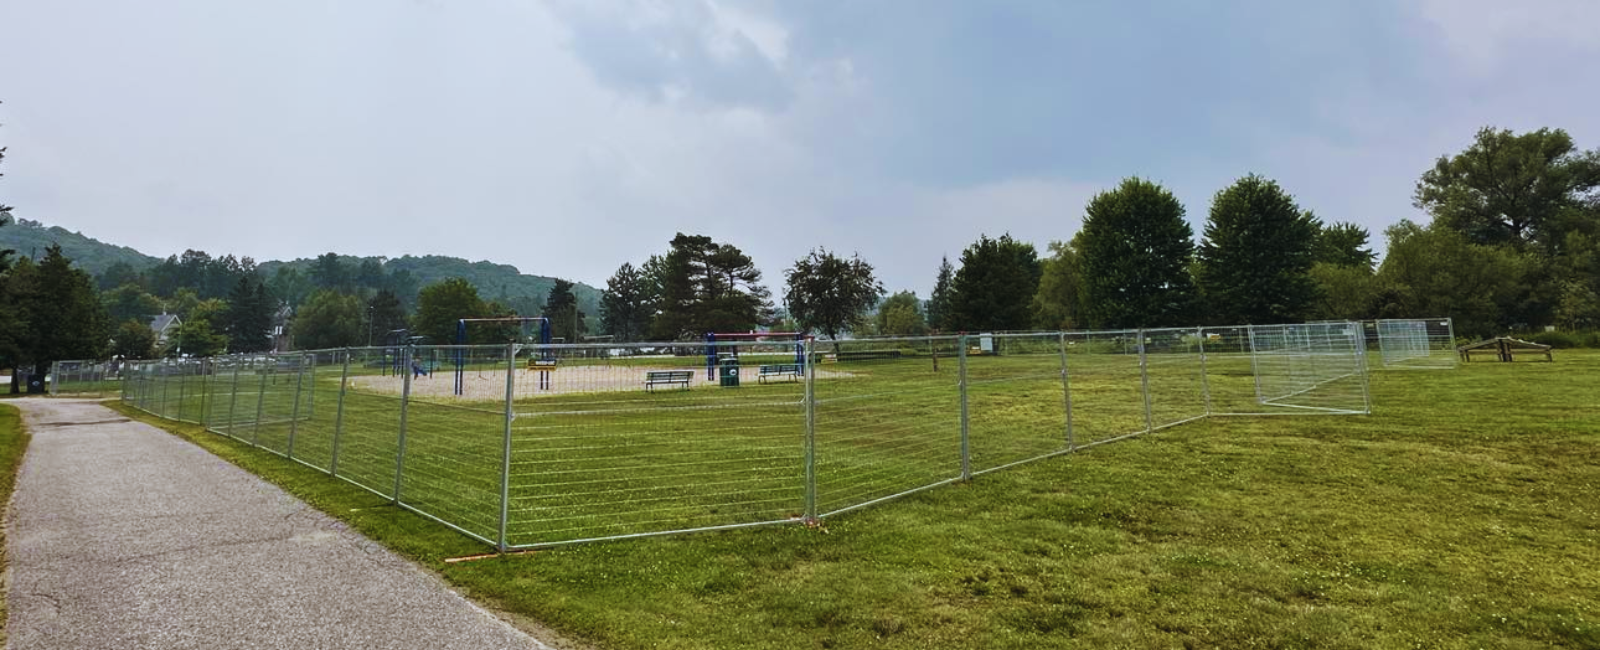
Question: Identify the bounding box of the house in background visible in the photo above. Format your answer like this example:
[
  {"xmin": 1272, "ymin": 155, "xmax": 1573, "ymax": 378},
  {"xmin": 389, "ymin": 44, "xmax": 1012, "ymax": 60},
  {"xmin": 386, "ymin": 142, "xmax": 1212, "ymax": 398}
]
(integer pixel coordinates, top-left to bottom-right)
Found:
[
  {"xmin": 271, "ymin": 302, "xmax": 294, "ymax": 352},
  {"xmin": 149, "ymin": 313, "xmax": 181, "ymax": 348}
]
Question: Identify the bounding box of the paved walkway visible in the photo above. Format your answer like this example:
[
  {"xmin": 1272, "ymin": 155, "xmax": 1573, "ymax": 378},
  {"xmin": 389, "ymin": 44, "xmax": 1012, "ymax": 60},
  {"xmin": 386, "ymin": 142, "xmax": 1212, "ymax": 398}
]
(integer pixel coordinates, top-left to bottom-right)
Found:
[{"xmin": 5, "ymin": 399, "xmax": 543, "ymax": 650}]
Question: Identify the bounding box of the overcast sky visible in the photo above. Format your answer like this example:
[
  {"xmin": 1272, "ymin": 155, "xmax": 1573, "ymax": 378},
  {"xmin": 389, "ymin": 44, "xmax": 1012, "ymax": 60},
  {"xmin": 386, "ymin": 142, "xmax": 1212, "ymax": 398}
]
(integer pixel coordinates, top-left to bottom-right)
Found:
[{"xmin": 4, "ymin": 0, "xmax": 1600, "ymax": 296}]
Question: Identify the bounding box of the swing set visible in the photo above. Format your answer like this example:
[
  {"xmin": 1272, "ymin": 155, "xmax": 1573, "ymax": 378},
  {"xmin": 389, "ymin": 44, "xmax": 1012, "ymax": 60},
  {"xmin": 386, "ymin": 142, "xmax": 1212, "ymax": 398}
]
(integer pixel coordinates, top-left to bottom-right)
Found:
[{"xmin": 454, "ymin": 317, "xmax": 553, "ymax": 395}]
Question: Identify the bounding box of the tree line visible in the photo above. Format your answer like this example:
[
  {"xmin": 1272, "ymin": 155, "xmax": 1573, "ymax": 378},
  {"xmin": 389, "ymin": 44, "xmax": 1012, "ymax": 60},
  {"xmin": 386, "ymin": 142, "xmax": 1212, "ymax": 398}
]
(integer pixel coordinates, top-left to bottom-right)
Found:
[
  {"xmin": 1, "ymin": 122, "xmax": 1595, "ymax": 389},
  {"xmin": 596, "ymin": 127, "xmax": 1599, "ymax": 342}
]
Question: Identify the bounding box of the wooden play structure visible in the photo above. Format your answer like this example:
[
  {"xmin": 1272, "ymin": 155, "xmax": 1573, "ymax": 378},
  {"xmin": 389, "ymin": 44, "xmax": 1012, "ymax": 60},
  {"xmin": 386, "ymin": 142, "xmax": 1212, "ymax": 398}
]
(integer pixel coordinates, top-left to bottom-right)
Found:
[{"xmin": 1456, "ymin": 337, "xmax": 1554, "ymax": 363}]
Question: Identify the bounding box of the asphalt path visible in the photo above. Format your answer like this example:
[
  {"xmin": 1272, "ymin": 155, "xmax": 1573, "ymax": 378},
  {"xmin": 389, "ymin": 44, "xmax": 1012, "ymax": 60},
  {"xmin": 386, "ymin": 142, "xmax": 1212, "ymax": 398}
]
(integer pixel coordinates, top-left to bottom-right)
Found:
[{"xmin": 5, "ymin": 398, "xmax": 544, "ymax": 650}]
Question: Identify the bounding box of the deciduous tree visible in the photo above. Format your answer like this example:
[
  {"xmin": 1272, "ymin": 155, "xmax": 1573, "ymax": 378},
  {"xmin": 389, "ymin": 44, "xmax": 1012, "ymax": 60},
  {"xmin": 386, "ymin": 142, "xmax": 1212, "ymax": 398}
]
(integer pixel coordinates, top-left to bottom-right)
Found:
[
  {"xmin": 291, "ymin": 290, "xmax": 365, "ymax": 350},
  {"xmin": 783, "ymin": 248, "xmax": 883, "ymax": 342}
]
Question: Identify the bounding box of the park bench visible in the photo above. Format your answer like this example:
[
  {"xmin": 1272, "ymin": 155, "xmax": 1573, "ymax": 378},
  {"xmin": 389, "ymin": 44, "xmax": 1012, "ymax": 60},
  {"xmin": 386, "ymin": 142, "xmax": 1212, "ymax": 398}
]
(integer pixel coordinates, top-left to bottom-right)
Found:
[
  {"xmin": 644, "ymin": 370, "xmax": 694, "ymax": 391},
  {"xmin": 757, "ymin": 364, "xmax": 804, "ymax": 383},
  {"xmin": 836, "ymin": 350, "xmax": 902, "ymax": 362}
]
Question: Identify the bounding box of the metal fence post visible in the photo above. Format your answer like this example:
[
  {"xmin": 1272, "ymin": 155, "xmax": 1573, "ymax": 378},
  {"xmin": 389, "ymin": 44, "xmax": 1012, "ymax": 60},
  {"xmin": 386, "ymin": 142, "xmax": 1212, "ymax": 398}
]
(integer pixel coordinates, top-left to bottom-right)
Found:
[
  {"xmin": 160, "ymin": 361, "xmax": 172, "ymax": 417},
  {"xmin": 1354, "ymin": 322, "xmax": 1373, "ymax": 414},
  {"xmin": 1057, "ymin": 332, "xmax": 1074, "ymax": 451},
  {"xmin": 287, "ymin": 353, "xmax": 307, "ymax": 460},
  {"xmin": 499, "ymin": 342, "xmax": 517, "ymax": 552},
  {"xmin": 803, "ymin": 337, "xmax": 818, "ymax": 522},
  {"xmin": 226, "ymin": 356, "xmax": 243, "ymax": 436},
  {"xmin": 252, "ymin": 356, "xmax": 269, "ymax": 447},
  {"xmin": 958, "ymin": 335, "xmax": 971, "ymax": 481},
  {"xmin": 1246, "ymin": 324, "xmax": 1264, "ymax": 404},
  {"xmin": 1197, "ymin": 327, "xmax": 1213, "ymax": 417},
  {"xmin": 330, "ymin": 349, "xmax": 351, "ymax": 477},
  {"xmin": 176, "ymin": 362, "xmax": 189, "ymax": 421},
  {"xmin": 1138, "ymin": 329, "xmax": 1153, "ymax": 433},
  {"xmin": 394, "ymin": 346, "xmax": 413, "ymax": 503}
]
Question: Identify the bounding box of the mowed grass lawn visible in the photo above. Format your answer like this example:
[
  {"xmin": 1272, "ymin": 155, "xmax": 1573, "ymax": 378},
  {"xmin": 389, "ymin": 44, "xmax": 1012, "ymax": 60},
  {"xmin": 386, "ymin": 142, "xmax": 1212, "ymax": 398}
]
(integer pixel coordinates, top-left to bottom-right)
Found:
[{"xmin": 115, "ymin": 351, "xmax": 1599, "ymax": 649}]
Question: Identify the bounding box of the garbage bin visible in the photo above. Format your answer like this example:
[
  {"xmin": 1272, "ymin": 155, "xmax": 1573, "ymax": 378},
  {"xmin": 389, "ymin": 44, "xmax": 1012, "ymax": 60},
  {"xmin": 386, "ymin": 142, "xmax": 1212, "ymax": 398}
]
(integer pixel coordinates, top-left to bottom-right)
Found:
[{"xmin": 719, "ymin": 355, "xmax": 741, "ymax": 388}]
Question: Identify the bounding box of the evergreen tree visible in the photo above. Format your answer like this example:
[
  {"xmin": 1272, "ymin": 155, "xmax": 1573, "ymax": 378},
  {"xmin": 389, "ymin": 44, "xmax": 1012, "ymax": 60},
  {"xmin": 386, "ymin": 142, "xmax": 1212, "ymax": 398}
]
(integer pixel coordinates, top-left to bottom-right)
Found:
[
  {"xmin": 1078, "ymin": 178, "xmax": 1200, "ymax": 328},
  {"xmin": 600, "ymin": 263, "xmax": 653, "ymax": 341},
  {"xmin": 927, "ymin": 256, "xmax": 955, "ymax": 332},
  {"xmin": 14, "ymin": 246, "xmax": 111, "ymax": 384},
  {"xmin": 544, "ymin": 279, "xmax": 582, "ymax": 342},
  {"xmin": 1313, "ymin": 221, "xmax": 1377, "ymax": 268},
  {"xmin": 367, "ymin": 289, "xmax": 408, "ymax": 345},
  {"xmin": 1195, "ymin": 175, "xmax": 1320, "ymax": 324},
  {"xmin": 651, "ymin": 234, "xmax": 772, "ymax": 339},
  {"xmin": 221, "ymin": 276, "xmax": 273, "ymax": 352},
  {"xmin": 948, "ymin": 234, "xmax": 1041, "ymax": 331}
]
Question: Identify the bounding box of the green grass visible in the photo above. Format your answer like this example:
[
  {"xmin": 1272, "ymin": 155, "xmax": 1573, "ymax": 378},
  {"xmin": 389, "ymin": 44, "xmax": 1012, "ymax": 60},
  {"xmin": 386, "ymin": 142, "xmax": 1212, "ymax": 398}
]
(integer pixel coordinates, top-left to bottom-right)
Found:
[
  {"xmin": 110, "ymin": 349, "xmax": 1600, "ymax": 648},
  {"xmin": 0, "ymin": 403, "xmax": 31, "ymax": 644}
]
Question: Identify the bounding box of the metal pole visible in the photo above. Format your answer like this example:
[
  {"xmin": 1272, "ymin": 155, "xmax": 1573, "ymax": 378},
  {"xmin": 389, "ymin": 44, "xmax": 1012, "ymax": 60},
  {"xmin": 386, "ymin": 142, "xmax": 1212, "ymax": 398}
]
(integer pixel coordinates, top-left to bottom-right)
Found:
[
  {"xmin": 287, "ymin": 353, "xmax": 307, "ymax": 459},
  {"xmin": 1057, "ymin": 331, "xmax": 1074, "ymax": 450},
  {"xmin": 1354, "ymin": 322, "xmax": 1373, "ymax": 414},
  {"xmin": 227, "ymin": 355, "xmax": 243, "ymax": 436},
  {"xmin": 1139, "ymin": 329, "xmax": 1153, "ymax": 433},
  {"xmin": 175, "ymin": 362, "xmax": 188, "ymax": 421},
  {"xmin": 252, "ymin": 357, "xmax": 269, "ymax": 447},
  {"xmin": 958, "ymin": 335, "xmax": 970, "ymax": 481},
  {"xmin": 499, "ymin": 342, "xmax": 516, "ymax": 552},
  {"xmin": 1246, "ymin": 325, "xmax": 1264, "ymax": 404},
  {"xmin": 803, "ymin": 338, "xmax": 817, "ymax": 522},
  {"xmin": 160, "ymin": 361, "xmax": 171, "ymax": 417},
  {"xmin": 331, "ymin": 349, "xmax": 351, "ymax": 476},
  {"xmin": 196, "ymin": 360, "xmax": 209, "ymax": 430},
  {"xmin": 1197, "ymin": 327, "xmax": 1212, "ymax": 417},
  {"xmin": 394, "ymin": 346, "xmax": 413, "ymax": 503}
]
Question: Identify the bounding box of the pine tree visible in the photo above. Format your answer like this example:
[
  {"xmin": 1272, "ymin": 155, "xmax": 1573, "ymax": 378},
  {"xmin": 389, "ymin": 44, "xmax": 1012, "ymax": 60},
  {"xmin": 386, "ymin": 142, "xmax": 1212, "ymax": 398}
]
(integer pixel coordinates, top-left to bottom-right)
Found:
[
  {"xmin": 927, "ymin": 256, "xmax": 955, "ymax": 332},
  {"xmin": 1195, "ymin": 175, "xmax": 1320, "ymax": 324},
  {"xmin": 1078, "ymin": 178, "xmax": 1199, "ymax": 328},
  {"xmin": 948, "ymin": 235, "xmax": 1041, "ymax": 332}
]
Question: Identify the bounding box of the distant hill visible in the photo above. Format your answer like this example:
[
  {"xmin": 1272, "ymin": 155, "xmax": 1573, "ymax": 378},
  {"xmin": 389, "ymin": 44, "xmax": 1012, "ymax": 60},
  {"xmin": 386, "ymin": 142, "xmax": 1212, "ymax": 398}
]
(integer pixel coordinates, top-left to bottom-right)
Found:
[
  {"xmin": 0, "ymin": 218, "xmax": 162, "ymax": 274},
  {"xmin": 259, "ymin": 255, "xmax": 603, "ymax": 318},
  {"xmin": 1, "ymin": 217, "xmax": 603, "ymax": 316}
]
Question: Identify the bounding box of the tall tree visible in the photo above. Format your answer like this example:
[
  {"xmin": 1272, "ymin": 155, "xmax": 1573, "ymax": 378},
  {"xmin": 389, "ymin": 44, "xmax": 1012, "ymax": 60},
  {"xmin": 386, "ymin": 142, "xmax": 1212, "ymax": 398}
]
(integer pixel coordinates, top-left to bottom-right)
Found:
[
  {"xmin": 1195, "ymin": 175, "xmax": 1320, "ymax": 324},
  {"xmin": 784, "ymin": 248, "xmax": 884, "ymax": 343},
  {"xmin": 651, "ymin": 234, "xmax": 772, "ymax": 339},
  {"xmin": 292, "ymin": 290, "xmax": 365, "ymax": 350},
  {"xmin": 367, "ymin": 289, "xmax": 408, "ymax": 345},
  {"xmin": 1031, "ymin": 239, "xmax": 1085, "ymax": 330},
  {"xmin": 14, "ymin": 246, "xmax": 111, "ymax": 382},
  {"xmin": 102, "ymin": 284, "xmax": 166, "ymax": 325},
  {"xmin": 1078, "ymin": 178, "xmax": 1200, "ymax": 328},
  {"xmin": 544, "ymin": 278, "xmax": 582, "ymax": 342},
  {"xmin": 167, "ymin": 319, "xmax": 228, "ymax": 357},
  {"xmin": 1306, "ymin": 263, "xmax": 1377, "ymax": 321},
  {"xmin": 1313, "ymin": 221, "xmax": 1378, "ymax": 268},
  {"xmin": 1417, "ymin": 127, "xmax": 1600, "ymax": 254},
  {"xmin": 601, "ymin": 263, "xmax": 653, "ymax": 341},
  {"xmin": 96, "ymin": 261, "xmax": 144, "ymax": 291},
  {"xmin": 268, "ymin": 266, "xmax": 314, "ymax": 307},
  {"xmin": 413, "ymin": 278, "xmax": 487, "ymax": 345},
  {"xmin": 1374, "ymin": 220, "xmax": 1532, "ymax": 338},
  {"xmin": 111, "ymin": 319, "xmax": 157, "ymax": 360},
  {"xmin": 0, "ymin": 113, "xmax": 23, "ymax": 383},
  {"xmin": 948, "ymin": 234, "xmax": 1041, "ymax": 332},
  {"xmin": 310, "ymin": 252, "xmax": 352, "ymax": 291},
  {"xmin": 927, "ymin": 256, "xmax": 955, "ymax": 332},
  {"xmin": 220, "ymin": 276, "xmax": 273, "ymax": 352},
  {"xmin": 875, "ymin": 290, "xmax": 927, "ymax": 337}
]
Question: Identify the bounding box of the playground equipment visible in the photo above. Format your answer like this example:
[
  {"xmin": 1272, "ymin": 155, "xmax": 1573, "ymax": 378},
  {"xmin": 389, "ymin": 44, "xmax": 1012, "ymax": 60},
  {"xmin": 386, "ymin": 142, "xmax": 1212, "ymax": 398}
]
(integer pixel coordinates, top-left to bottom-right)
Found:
[
  {"xmin": 382, "ymin": 329, "xmax": 424, "ymax": 376},
  {"xmin": 455, "ymin": 317, "xmax": 552, "ymax": 395},
  {"xmin": 703, "ymin": 331, "xmax": 806, "ymax": 384}
]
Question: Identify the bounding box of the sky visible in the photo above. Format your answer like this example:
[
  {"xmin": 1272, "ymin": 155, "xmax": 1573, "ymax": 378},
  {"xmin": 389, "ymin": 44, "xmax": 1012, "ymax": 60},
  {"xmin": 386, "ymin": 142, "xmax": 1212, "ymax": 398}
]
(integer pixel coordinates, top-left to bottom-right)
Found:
[{"xmin": 3, "ymin": 0, "xmax": 1600, "ymax": 297}]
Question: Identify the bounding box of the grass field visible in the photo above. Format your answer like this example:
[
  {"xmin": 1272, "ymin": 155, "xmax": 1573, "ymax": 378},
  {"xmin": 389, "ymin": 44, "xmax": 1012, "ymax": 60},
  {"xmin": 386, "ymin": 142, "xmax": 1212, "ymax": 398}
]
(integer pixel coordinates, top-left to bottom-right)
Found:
[
  {"xmin": 102, "ymin": 345, "xmax": 1600, "ymax": 648},
  {"xmin": 0, "ymin": 403, "xmax": 30, "ymax": 645},
  {"xmin": 118, "ymin": 339, "xmax": 1366, "ymax": 548}
]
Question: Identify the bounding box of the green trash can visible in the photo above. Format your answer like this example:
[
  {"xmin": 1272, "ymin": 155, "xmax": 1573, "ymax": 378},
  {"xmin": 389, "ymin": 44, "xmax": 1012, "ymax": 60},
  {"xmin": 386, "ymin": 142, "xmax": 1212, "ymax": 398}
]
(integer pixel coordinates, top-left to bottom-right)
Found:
[{"xmin": 719, "ymin": 355, "xmax": 741, "ymax": 388}]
